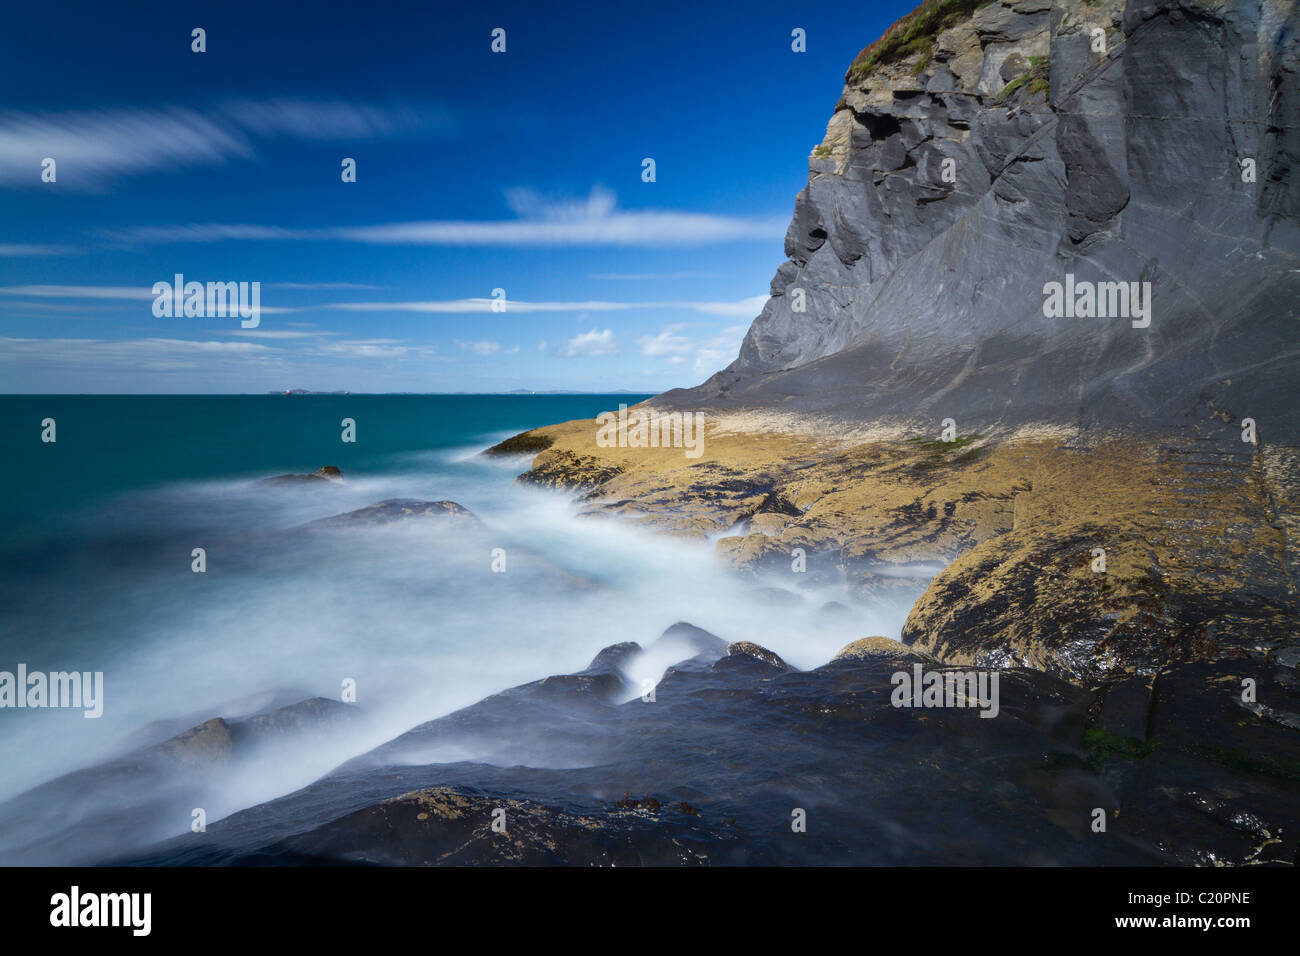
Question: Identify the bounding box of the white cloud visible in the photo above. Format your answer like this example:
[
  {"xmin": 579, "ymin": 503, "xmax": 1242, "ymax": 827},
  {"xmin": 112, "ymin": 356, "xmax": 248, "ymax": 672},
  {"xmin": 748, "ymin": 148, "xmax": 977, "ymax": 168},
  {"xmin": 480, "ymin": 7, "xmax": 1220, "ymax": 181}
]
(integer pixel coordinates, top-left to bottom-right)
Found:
[
  {"xmin": 110, "ymin": 187, "xmax": 786, "ymax": 247},
  {"xmin": 590, "ymin": 270, "xmax": 717, "ymax": 281},
  {"xmin": 0, "ymin": 243, "xmax": 75, "ymax": 257},
  {"xmin": 308, "ymin": 338, "xmax": 434, "ymax": 360},
  {"xmin": 0, "ymin": 285, "xmax": 766, "ymax": 335},
  {"xmin": 455, "ymin": 339, "xmax": 502, "ymax": 355},
  {"xmin": 0, "ymin": 331, "xmax": 441, "ymax": 374},
  {"xmin": 635, "ymin": 322, "xmax": 748, "ymax": 373},
  {"xmin": 324, "ymin": 294, "xmax": 766, "ymax": 317},
  {"xmin": 219, "ymin": 98, "xmax": 446, "ymax": 140},
  {"xmin": 0, "ymin": 284, "xmax": 294, "ymax": 313},
  {"xmin": 693, "ymin": 324, "xmax": 749, "ymax": 373},
  {"xmin": 212, "ymin": 329, "xmax": 331, "ymax": 340},
  {"xmin": 555, "ymin": 329, "xmax": 617, "ymax": 357},
  {"xmin": 0, "ymin": 100, "xmax": 451, "ymax": 189},
  {"xmin": 266, "ymin": 281, "xmax": 377, "ymax": 291},
  {"xmin": 0, "ymin": 336, "xmax": 280, "ymax": 372},
  {"xmin": 0, "ymin": 284, "xmax": 154, "ymax": 299},
  {"xmin": 688, "ymin": 294, "xmax": 770, "ymax": 317},
  {"xmin": 329, "ymin": 298, "xmax": 637, "ymax": 314},
  {"xmin": 638, "ymin": 326, "xmax": 693, "ymax": 357}
]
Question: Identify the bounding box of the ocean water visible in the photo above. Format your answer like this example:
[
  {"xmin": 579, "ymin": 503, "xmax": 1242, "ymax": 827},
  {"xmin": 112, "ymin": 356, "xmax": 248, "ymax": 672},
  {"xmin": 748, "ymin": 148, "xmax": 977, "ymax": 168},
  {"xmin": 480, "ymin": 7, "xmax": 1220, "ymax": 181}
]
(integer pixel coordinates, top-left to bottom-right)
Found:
[{"xmin": 0, "ymin": 394, "xmax": 906, "ymax": 848}]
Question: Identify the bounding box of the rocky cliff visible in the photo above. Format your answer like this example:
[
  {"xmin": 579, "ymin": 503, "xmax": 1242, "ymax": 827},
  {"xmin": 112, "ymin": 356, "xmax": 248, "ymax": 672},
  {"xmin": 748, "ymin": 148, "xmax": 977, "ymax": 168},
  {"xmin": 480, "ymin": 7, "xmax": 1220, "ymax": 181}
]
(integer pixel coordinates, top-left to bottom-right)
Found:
[
  {"xmin": 491, "ymin": 3, "xmax": 1300, "ymax": 859},
  {"xmin": 663, "ymin": 0, "xmax": 1300, "ymax": 440}
]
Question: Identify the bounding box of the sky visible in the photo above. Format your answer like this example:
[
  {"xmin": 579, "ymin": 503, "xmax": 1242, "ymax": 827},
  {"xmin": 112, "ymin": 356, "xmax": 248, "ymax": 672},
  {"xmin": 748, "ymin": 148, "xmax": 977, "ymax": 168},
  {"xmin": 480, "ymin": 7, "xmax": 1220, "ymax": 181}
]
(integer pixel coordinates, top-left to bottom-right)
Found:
[{"xmin": 0, "ymin": 0, "xmax": 913, "ymax": 393}]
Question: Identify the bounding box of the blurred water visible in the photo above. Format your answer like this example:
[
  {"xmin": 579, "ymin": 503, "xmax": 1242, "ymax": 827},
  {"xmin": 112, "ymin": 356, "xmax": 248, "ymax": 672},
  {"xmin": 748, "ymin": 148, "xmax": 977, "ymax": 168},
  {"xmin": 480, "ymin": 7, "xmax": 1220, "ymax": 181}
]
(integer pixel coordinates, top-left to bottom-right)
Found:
[{"xmin": 0, "ymin": 395, "xmax": 907, "ymax": 827}]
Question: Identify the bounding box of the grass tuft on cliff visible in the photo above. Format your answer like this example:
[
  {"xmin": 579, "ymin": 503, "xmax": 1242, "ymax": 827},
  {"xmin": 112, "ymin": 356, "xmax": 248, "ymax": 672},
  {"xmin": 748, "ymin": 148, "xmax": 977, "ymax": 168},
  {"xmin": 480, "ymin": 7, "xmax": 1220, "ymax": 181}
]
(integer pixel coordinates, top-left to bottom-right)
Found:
[
  {"xmin": 998, "ymin": 55, "xmax": 1052, "ymax": 102},
  {"xmin": 907, "ymin": 432, "xmax": 981, "ymax": 451},
  {"xmin": 907, "ymin": 433, "xmax": 984, "ymax": 470},
  {"xmin": 847, "ymin": 0, "xmax": 996, "ymax": 81}
]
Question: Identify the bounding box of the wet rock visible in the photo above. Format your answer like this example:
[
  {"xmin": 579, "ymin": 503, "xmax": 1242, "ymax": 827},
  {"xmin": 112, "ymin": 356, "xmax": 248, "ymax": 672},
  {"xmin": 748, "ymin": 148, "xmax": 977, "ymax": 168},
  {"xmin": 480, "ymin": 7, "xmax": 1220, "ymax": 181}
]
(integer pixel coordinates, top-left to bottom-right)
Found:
[
  {"xmin": 614, "ymin": 793, "xmax": 663, "ymax": 811},
  {"xmin": 834, "ymin": 636, "xmax": 931, "ymax": 661},
  {"xmin": 518, "ymin": 449, "xmax": 624, "ymax": 492},
  {"xmin": 584, "ymin": 641, "xmax": 643, "ymax": 675},
  {"xmin": 0, "ymin": 695, "xmax": 362, "ymax": 866},
  {"xmin": 1082, "ymin": 658, "xmax": 1300, "ymax": 865},
  {"xmin": 724, "ymin": 641, "xmax": 793, "ymax": 671},
  {"xmin": 148, "ymin": 717, "xmax": 234, "ymax": 769},
  {"xmin": 749, "ymin": 586, "xmax": 804, "ymax": 607},
  {"xmin": 305, "ymin": 499, "xmax": 480, "ymax": 529},
  {"xmin": 260, "ymin": 465, "xmax": 343, "ymax": 485},
  {"xmin": 229, "ymin": 697, "xmax": 357, "ymax": 752},
  {"xmin": 232, "ymin": 787, "xmax": 736, "ymax": 866},
  {"xmin": 483, "ymin": 431, "xmax": 554, "ymax": 456},
  {"xmin": 647, "ymin": 622, "xmax": 729, "ymax": 663},
  {"xmin": 120, "ymin": 636, "xmax": 1292, "ymax": 867}
]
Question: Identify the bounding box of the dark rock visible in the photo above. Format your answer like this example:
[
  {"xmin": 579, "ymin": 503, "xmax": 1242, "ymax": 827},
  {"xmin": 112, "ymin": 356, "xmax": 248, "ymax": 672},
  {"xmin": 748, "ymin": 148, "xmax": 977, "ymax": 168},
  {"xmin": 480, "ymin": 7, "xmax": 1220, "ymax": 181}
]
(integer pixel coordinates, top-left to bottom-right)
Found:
[
  {"xmin": 0, "ymin": 695, "xmax": 362, "ymax": 866},
  {"xmin": 724, "ymin": 641, "xmax": 793, "ymax": 671},
  {"xmin": 647, "ymin": 622, "xmax": 729, "ymax": 662},
  {"xmin": 115, "ymin": 642, "xmax": 1298, "ymax": 867},
  {"xmin": 833, "ymin": 636, "xmax": 931, "ymax": 661},
  {"xmin": 219, "ymin": 787, "xmax": 735, "ymax": 866},
  {"xmin": 584, "ymin": 641, "xmax": 643, "ymax": 675},
  {"xmin": 259, "ymin": 466, "xmax": 343, "ymax": 486},
  {"xmin": 304, "ymin": 499, "xmax": 480, "ymax": 529},
  {"xmin": 748, "ymin": 586, "xmax": 804, "ymax": 607},
  {"xmin": 614, "ymin": 793, "xmax": 663, "ymax": 811},
  {"xmin": 483, "ymin": 431, "xmax": 554, "ymax": 456},
  {"xmin": 655, "ymin": 0, "xmax": 1300, "ymax": 444}
]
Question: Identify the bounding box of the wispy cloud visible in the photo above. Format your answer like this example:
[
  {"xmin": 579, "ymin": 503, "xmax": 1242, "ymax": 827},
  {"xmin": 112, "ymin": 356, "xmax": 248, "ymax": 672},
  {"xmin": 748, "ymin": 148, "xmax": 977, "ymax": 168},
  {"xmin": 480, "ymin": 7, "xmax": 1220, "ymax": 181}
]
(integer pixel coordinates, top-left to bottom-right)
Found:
[
  {"xmin": 109, "ymin": 186, "xmax": 786, "ymax": 247},
  {"xmin": 327, "ymin": 298, "xmax": 636, "ymax": 314},
  {"xmin": 309, "ymin": 338, "xmax": 431, "ymax": 360},
  {"xmin": 219, "ymin": 98, "xmax": 444, "ymax": 140},
  {"xmin": 0, "ymin": 243, "xmax": 76, "ymax": 257},
  {"xmin": 324, "ymin": 293, "xmax": 767, "ymax": 317},
  {"xmin": 683, "ymin": 294, "xmax": 769, "ymax": 317},
  {"xmin": 0, "ymin": 336, "xmax": 279, "ymax": 372},
  {"xmin": 589, "ymin": 270, "xmax": 718, "ymax": 281},
  {"xmin": 0, "ymin": 284, "xmax": 154, "ymax": 300},
  {"xmin": 266, "ymin": 281, "xmax": 378, "ymax": 291},
  {"xmin": 0, "ymin": 284, "xmax": 294, "ymax": 313},
  {"xmin": 0, "ymin": 284, "xmax": 767, "ymax": 332},
  {"xmin": 0, "ymin": 99, "xmax": 452, "ymax": 190},
  {"xmin": 554, "ymin": 329, "xmax": 617, "ymax": 357},
  {"xmin": 211, "ymin": 329, "xmax": 333, "ymax": 340},
  {"xmin": 454, "ymin": 339, "xmax": 503, "ymax": 355},
  {"xmin": 692, "ymin": 324, "xmax": 749, "ymax": 372},
  {"xmin": 0, "ymin": 334, "xmax": 437, "ymax": 369},
  {"xmin": 638, "ymin": 322, "xmax": 748, "ymax": 373},
  {"xmin": 638, "ymin": 326, "xmax": 693, "ymax": 358}
]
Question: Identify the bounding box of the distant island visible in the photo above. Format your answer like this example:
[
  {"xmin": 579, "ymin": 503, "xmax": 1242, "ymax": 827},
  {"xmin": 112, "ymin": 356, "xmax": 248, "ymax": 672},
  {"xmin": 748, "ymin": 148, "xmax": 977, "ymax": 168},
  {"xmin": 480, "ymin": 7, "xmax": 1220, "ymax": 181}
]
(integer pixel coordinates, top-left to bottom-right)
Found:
[{"xmin": 267, "ymin": 389, "xmax": 350, "ymax": 395}]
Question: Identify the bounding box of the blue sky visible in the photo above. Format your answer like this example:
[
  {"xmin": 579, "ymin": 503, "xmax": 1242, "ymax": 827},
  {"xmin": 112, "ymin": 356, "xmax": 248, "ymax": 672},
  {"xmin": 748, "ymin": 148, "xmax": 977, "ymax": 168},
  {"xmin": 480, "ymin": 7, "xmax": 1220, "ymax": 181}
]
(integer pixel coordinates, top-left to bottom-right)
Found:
[{"xmin": 0, "ymin": 0, "xmax": 912, "ymax": 393}]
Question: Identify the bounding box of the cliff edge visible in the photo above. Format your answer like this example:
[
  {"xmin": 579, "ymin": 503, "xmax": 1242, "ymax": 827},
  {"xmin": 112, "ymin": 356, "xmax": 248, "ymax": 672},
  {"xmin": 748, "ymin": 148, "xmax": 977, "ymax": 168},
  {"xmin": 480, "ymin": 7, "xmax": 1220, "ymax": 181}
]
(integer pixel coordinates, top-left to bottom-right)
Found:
[{"xmin": 659, "ymin": 0, "xmax": 1300, "ymax": 440}]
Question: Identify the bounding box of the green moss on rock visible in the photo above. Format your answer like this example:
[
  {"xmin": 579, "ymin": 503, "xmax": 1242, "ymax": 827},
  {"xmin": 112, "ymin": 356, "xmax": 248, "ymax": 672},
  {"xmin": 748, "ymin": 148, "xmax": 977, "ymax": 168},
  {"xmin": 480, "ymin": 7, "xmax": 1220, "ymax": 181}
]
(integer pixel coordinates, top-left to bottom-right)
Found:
[
  {"xmin": 848, "ymin": 0, "xmax": 996, "ymax": 81},
  {"xmin": 484, "ymin": 430, "xmax": 554, "ymax": 456}
]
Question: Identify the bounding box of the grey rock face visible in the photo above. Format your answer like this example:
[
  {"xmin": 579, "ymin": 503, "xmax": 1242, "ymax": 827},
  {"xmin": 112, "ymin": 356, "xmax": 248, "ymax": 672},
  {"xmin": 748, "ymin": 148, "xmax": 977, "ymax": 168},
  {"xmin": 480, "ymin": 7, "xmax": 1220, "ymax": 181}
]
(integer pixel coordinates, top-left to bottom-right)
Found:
[{"xmin": 666, "ymin": 0, "xmax": 1300, "ymax": 440}]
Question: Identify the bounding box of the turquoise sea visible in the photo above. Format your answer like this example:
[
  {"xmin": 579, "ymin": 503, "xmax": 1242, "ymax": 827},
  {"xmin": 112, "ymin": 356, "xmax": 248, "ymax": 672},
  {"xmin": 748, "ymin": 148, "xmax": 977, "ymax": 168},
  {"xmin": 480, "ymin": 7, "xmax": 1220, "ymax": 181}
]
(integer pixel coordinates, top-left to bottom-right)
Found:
[
  {"xmin": 0, "ymin": 393, "xmax": 892, "ymax": 843},
  {"xmin": 0, "ymin": 395, "xmax": 647, "ymax": 545}
]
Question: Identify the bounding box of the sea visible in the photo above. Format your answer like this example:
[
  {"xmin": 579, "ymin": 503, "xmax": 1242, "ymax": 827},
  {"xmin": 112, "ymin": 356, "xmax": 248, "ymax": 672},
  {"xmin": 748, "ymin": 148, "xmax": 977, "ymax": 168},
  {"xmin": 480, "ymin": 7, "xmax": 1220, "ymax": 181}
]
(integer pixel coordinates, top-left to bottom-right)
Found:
[{"xmin": 0, "ymin": 394, "xmax": 901, "ymax": 836}]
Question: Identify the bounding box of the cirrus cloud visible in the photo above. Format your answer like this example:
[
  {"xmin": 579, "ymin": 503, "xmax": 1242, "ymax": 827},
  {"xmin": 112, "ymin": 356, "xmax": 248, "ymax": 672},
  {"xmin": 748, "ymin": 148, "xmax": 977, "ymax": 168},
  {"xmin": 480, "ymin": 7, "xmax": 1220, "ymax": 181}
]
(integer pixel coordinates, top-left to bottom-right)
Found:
[{"xmin": 109, "ymin": 187, "xmax": 786, "ymax": 247}]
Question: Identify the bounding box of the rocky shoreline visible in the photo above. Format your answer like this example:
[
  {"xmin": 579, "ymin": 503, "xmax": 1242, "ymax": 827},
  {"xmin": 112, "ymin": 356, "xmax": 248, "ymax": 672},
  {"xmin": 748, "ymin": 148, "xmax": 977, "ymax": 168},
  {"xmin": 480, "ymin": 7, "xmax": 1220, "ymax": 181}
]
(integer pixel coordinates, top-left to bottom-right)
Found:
[
  {"xmin": 3, "ymin": 0, "xmax": 1296, "ymax": 867},
  {"xmin": 1, "ymin": 414, "xmax": 1289, "ymax": 867},
  {"xmin": 475, "ymin": 411, "xmax": 1298, "ymax": 865}
]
